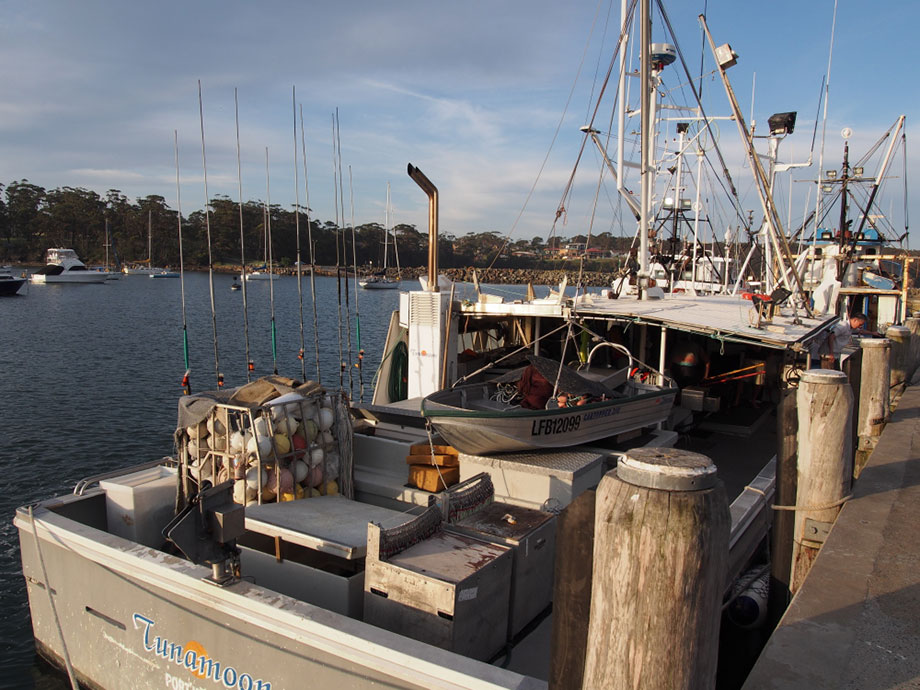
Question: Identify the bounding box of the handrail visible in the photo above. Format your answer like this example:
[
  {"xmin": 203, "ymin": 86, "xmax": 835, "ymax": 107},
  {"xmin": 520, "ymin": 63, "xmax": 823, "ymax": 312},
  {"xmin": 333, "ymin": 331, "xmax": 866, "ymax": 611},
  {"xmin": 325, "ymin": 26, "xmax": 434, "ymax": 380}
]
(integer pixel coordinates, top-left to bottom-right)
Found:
[{"xmin": 73, "ymin": 457, "xmax": 177, "ymax": 496}]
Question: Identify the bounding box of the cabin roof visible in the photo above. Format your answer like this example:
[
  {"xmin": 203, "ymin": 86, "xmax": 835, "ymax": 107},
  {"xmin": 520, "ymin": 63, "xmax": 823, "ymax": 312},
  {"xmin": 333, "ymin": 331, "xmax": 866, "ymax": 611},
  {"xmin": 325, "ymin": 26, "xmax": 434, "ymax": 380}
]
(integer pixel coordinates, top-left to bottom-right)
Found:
[{"xmin": 459, "ymin": 292, "xmax": 837, "ymax": 350}]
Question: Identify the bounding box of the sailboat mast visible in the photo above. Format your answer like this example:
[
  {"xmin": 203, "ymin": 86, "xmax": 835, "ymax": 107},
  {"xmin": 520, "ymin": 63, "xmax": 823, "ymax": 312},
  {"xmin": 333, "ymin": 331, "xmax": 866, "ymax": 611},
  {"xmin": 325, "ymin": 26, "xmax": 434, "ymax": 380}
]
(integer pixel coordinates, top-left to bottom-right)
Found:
[
  {"xmin": 148, "ymin": 210, "xmax": 153, "ymax": 266},
  {"xmin": 638, "ymin": 0, "xmax": 651, "ymax": 298},
  {"xmin": 384, "ymin": 182, "xmax": 390, "ymax": 272}
]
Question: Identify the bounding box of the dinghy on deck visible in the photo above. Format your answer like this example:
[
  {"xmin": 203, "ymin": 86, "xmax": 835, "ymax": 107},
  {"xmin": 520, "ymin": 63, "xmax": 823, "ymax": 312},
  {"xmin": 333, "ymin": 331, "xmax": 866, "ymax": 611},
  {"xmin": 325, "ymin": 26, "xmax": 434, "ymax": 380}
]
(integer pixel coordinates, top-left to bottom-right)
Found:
[{"xmin": 421, "ymin": 355, "xmax": 676, "ymax": 455}]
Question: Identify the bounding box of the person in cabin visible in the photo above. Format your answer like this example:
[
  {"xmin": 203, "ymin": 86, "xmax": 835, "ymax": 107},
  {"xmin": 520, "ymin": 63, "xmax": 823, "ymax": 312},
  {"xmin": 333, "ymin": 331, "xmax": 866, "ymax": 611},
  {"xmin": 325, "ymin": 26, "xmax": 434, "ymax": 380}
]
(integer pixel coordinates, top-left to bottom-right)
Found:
[
  {"xmin": 669, "ymin": 339, "xmax": 710, "ymax": 388},
  {"xmin": 808, "ymin": 312, "xmax": 869, "ymax": 368}
]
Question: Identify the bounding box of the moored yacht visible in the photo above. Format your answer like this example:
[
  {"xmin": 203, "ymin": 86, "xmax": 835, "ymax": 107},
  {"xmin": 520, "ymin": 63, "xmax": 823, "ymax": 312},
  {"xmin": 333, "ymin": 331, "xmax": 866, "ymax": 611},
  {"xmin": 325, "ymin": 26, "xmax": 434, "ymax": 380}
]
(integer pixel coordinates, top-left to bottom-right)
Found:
[{"xmin": 30, "ymin": 248, "xmax": 107, "ymax": 284}]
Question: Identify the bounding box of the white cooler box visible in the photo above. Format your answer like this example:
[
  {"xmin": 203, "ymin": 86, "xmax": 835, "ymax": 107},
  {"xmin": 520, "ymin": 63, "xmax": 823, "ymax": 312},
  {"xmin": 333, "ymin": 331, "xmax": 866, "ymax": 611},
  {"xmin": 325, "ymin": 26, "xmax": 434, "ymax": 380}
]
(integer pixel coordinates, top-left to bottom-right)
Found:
[{"xmin": 100, "ymin": 466, "xmax": 178, "ymax": 548}]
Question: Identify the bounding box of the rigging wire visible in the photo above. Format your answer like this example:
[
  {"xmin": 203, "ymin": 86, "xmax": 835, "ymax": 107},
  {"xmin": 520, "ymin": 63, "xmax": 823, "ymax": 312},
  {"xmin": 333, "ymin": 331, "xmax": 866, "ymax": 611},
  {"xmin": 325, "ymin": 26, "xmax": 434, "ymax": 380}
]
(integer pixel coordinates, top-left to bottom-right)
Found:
[
  {"xmin": 264, "ymin": 147, "xmax": 278, "ymax": 375},
  {"xmin": 300, "ymin": 105, "xmax": 322, "ymax": 382},
  {"xmin": 235, "ymin": 88, "xmax": 253, "ymax": 381},
  {"xmin": 485, "ymin": 0, "xmax": 616, "ymax": 270},
  {"xmin": 292, "ymin": 88, "xmax": 307, "ymax": 382},
  {"xmin": 174, "ymin": 130, "xmax": 191, "ymax": 395},
  {"xmin": 197, "ymin": 80, "xmax": 222, "ymax": 389}
]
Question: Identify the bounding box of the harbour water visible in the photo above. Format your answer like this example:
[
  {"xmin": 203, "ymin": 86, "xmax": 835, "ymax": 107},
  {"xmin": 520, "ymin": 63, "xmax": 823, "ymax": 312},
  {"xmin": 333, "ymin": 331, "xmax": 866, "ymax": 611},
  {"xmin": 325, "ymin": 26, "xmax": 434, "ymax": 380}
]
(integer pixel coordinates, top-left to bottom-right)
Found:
[{"xmin": 0, "ymin": 271, "xmax": 419, "ymax": 688}]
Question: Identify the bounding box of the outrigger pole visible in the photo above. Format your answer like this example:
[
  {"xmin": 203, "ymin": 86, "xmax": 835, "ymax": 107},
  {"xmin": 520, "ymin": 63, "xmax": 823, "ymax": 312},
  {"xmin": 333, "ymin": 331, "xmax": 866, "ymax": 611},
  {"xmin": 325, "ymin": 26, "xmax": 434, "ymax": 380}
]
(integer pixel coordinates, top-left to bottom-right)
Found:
[{"xmin": 700, "ymin": 16, "xmax": 812, "ymax": 318}]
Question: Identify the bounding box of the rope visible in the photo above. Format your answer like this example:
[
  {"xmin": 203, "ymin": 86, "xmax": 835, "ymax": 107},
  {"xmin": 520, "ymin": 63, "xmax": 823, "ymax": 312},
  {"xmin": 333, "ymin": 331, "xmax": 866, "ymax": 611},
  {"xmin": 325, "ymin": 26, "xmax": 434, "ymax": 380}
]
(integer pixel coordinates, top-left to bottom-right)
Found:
[
  {"xmin": 773, "ymin": 494, "xmax": 852, "ymax": 512},
  {"xmin": 29, "ymin": 507, "xmax": 80, "ymax": 689}
]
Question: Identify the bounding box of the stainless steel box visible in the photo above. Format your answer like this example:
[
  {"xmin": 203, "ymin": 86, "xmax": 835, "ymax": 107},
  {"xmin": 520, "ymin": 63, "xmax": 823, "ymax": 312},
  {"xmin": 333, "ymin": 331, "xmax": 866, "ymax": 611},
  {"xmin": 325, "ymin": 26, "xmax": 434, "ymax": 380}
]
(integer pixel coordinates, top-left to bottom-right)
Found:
[
  {"xmin": 446, "ymin": 501, "xmax": 556, "ymax": 638},
  {"xmin": 364, "ymin": 530, "xmax": 512, "ymax": 661}
]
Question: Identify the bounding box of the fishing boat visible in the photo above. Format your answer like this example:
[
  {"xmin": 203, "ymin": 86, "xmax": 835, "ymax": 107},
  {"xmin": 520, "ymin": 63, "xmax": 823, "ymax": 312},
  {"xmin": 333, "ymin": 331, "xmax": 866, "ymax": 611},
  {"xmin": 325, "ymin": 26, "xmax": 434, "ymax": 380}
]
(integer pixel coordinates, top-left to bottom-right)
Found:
[
  {"xmin": 30, "ymin": 248, "xmax": 107, "ymax": 284},
  {"xmin": 0, "ymin": 266, "xmax": 26, "ymax": 295},
  {"xmin": 360, "ymin": 185, "xmax": 400, "ymax": 290},
  {"xmin": 422, "ymin": 355, "xmax": 676, "ymax": 455},
  {"xmin": 150, "ymin": 269, "xmax": 180, "ymax": 279},
  {"xmin": 15, "ymin": 6, "xmax": 887, "ymax": 690}
]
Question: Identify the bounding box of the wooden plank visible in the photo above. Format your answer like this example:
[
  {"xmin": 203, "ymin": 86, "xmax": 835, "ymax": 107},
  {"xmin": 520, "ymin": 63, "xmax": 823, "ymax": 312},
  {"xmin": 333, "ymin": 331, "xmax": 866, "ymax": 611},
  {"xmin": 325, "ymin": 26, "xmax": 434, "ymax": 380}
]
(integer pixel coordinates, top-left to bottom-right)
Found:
[
  {"xmin": 409, "ymin": 443, "xmax": 458, "ymax": 456},
  {"xmin": 405, "ymin": 453, "xmax": 459, "ymax": 467},
  {"xmin": 548, "ymin": 489, "xmax": 595, "ymax": 690}
]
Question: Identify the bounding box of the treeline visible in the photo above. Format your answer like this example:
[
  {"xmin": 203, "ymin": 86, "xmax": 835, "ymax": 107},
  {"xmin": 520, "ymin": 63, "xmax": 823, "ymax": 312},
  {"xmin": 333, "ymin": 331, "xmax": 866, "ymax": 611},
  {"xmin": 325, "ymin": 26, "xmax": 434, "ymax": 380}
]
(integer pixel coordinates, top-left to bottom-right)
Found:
[{"xmin": 0, "ymin": 180, "xmax": 644, "ymax": 270}]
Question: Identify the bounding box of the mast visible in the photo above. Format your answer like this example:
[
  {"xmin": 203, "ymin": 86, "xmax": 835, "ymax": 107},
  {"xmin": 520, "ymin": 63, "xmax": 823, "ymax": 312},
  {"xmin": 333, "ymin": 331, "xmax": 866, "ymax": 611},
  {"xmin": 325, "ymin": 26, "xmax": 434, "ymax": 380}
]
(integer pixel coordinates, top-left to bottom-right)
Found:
[{"xmin": 638, "ymin": 0, "xmax": 651, "ymax": 298}]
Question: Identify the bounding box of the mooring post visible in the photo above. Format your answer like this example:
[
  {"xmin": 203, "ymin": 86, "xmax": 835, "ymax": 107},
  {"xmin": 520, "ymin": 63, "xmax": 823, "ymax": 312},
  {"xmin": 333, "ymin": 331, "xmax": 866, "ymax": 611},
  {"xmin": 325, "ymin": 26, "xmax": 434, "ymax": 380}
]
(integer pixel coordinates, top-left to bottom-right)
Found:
[
  {"xmin": 790, "ymin": 369, "xmax": 853, "ymax": 595},
  {"xmin": 769, "ymin": 388, "xmax": 798, "ymax": 620},
  {"xmin": 904, "ymin": 316, "xmax": 920, "ymax": 383},
  {"xmin": 856, "ymin": 338, "xmax": 890, "ymax": 476},
  {"xmin": 549, "ymin": 489, "xmax": 596, "ymax": 690},
  {"xmin": 886, "ymin": 325, "xmax": 911, "ymax": 404},
  {"xmin": 581, "ymin": 448, "xmax": 729, "ymax": 690}
]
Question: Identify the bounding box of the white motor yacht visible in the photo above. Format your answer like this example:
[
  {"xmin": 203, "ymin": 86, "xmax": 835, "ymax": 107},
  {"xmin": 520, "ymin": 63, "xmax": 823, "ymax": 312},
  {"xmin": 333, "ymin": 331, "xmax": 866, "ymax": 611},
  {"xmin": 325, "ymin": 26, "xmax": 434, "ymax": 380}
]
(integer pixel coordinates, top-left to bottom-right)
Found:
[{"xmin": 30, "ymin": 248, "xmax": 107, "ymax": 284}]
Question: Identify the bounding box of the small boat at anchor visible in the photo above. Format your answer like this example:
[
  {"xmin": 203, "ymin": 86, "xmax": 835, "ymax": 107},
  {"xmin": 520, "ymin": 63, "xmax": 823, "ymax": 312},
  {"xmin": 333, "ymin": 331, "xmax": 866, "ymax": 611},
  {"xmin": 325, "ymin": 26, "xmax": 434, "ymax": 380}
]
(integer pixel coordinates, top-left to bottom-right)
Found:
[
  {"xmin": 422, "ymin": 354, "xmax": 677, "ymax": 455},
  {"xmin": 0, "ymin": 266, "xmax": 27, "ymax": 295}
]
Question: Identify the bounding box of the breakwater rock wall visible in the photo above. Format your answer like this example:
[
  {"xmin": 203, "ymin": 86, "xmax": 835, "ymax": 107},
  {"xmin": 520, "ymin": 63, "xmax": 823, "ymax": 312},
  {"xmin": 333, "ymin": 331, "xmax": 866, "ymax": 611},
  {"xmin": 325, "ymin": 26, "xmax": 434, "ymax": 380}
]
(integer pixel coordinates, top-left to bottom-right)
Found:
[{"xmin": 288, "ymin": 266, "xmax": 616, "ymax": 287}]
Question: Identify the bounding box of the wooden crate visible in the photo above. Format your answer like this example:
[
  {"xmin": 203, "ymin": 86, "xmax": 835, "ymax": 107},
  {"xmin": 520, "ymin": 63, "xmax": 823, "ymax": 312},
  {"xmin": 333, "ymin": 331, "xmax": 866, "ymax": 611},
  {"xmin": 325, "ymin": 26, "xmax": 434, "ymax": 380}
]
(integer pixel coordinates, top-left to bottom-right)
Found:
[{"xmin": 408, "ymin": 465, "xmax": 459, "ymax": 492}]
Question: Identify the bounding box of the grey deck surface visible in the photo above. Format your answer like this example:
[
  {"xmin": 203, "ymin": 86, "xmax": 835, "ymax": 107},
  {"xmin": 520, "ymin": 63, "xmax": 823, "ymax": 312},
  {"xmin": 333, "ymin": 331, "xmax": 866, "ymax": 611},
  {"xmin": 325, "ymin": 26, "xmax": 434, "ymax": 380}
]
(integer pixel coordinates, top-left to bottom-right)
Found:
[
  {"xmin": 245, "ymin": 495, "xmax": 415, "ymax": 559},
  {"xmin": 743, "ymin": 383, "xmax": 920, "ymax": 689}
]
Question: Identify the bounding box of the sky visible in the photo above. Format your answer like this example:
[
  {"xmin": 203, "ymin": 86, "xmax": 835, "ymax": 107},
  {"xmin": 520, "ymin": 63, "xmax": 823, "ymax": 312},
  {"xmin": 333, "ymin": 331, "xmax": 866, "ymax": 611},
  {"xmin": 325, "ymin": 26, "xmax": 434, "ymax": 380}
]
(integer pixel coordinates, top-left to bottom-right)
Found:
[{"xmin": 1, "ymin": 0, "xmax": 917, "ymax": 247}]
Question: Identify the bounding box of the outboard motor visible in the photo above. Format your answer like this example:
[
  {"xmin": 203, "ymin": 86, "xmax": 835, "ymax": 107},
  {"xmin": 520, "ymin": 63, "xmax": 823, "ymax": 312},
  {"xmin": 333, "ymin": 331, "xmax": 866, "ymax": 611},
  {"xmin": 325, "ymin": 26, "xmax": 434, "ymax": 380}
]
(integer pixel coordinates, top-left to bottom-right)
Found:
[{"xmin": 163, "ymin": 481, "xmax": 245, "ymax": 585}]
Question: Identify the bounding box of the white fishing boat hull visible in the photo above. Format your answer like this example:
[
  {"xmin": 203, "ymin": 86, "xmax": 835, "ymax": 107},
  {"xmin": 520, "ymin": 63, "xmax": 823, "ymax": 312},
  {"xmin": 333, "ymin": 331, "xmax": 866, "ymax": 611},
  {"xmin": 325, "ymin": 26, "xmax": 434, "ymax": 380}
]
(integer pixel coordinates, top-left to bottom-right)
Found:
[
  {"xmin": 15, "ymin": 494, "xmax": 539, "ymax": 690},
  {"xmin": 244, "ymin": 272, "xmax": 278, "ymax": 281},
  {"xmin": 422, "ymin": 382, "xmax": 677, "ymax": 455},
  {"xmin": 150, "ymin": 271, "xmax": 180, "ymax": 279}
]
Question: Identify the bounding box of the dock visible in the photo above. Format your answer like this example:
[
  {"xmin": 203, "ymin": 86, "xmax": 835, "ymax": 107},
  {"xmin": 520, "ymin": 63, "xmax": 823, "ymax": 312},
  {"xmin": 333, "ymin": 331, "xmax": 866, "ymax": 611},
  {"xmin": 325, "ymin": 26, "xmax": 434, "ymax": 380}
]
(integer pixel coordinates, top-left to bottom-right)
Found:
[{"xmin": 744, "ymin": 381, "xmax": 920, "ymax": 688}]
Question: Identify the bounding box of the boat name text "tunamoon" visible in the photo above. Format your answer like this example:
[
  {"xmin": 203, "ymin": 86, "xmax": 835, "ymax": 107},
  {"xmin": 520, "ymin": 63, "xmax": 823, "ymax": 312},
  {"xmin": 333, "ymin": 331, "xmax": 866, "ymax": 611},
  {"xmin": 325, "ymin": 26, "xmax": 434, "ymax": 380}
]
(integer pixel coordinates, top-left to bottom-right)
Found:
[
  {"xmin": 532, "ymin": 415, "xmax": 581, "ymax": 436},
  {"xmin": 134, "ymin": 614, "xmax": 271, "ymax": 690}
]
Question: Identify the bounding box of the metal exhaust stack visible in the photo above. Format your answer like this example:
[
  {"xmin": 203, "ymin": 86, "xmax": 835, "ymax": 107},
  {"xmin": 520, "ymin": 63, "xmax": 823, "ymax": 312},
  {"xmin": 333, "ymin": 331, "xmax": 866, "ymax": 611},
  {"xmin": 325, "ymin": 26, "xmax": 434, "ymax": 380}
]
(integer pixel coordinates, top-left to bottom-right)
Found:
[{"xmin": 407, "ymin": 163, "xmax": 439, "ymax": 292}]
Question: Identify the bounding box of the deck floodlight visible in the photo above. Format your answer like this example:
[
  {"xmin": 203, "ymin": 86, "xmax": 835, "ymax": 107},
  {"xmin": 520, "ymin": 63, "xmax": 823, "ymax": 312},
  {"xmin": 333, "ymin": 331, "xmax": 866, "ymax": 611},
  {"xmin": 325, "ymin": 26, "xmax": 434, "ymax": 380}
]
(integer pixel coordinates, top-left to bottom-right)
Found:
[
  {"xmin": 822, "ymin": 185, "xmax": 833, "ymax": 193},
  {"xmin": 825, "ymin": 170, "xmax": 837, "ymax": 179},
  {"xmin": 715, "ymin": 43, "xmax": 738, "ymax": 69},
  {"xmin": 767, "ymin": 112, "xmax": 796, "ymax": 135},
  {"xmin": 854, "ymin": 166, "xmax": 864, "ymax": 176}
]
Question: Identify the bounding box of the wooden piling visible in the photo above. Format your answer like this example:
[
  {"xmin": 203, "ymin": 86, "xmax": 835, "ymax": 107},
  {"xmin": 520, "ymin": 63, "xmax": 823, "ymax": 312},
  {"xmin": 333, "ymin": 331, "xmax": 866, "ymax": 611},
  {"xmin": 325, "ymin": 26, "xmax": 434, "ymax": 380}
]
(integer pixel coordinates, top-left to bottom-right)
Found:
[
  {"xmin": 790, "ymin": 369, "xmax": 853, "ymax": 595},
  {"xmin": 769, "ymin": 389, "xmax": 798, "ymax": 620},
  {"xmin": 581, "ymin": 448, "xmax": 729, "ymax": 690},
  {"xmin": 857, "ymin": 338, "xmax": 890, "ymax": 445},
  {"xmin": 904, "ymin": 316, "xmax": 920, "ymax": 382},
  {"xmin": 549, "ymin": 489, "xmax": 596, "ymax": 690},
  {"xmin": 886, "ymin": 325, "xmax": 911, "ymax": 404}
]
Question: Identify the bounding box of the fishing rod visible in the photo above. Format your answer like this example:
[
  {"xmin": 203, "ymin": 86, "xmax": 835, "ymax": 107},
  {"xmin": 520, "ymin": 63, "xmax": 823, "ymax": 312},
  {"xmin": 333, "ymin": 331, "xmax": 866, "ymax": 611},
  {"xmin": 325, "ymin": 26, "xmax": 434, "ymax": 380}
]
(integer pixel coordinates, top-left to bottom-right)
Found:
[
  {"xmin": 292, "ymin": 87, "xmax": 307, "ymax": 382},
  {"xmin": 174, "ymin": 130, "xmax": 191, "ymax": 396},
  {"xmin": 265, "ymin": 147, "xmax": 279, "ymax": 375},
  {"xmin": 332, "ymin": 113, "xmax": 345, "ymax": 391},
  {"xmin": 235, "ymin": 88, "xmax": 254, "ymax": 381},
  {"xmin": 300, "ymin": 105, "xmax": 322, "ymax": 382},
  {"xmin": 198, "ymin": 80, "xmax": 222, "ymax": 389},
  {"xmin": 348, "ymin": 164, "xmax": 364, "ymax": 402},
  {"xmin": 336, "ymin": 109, "xmax": 355, "ymax": 397}
]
